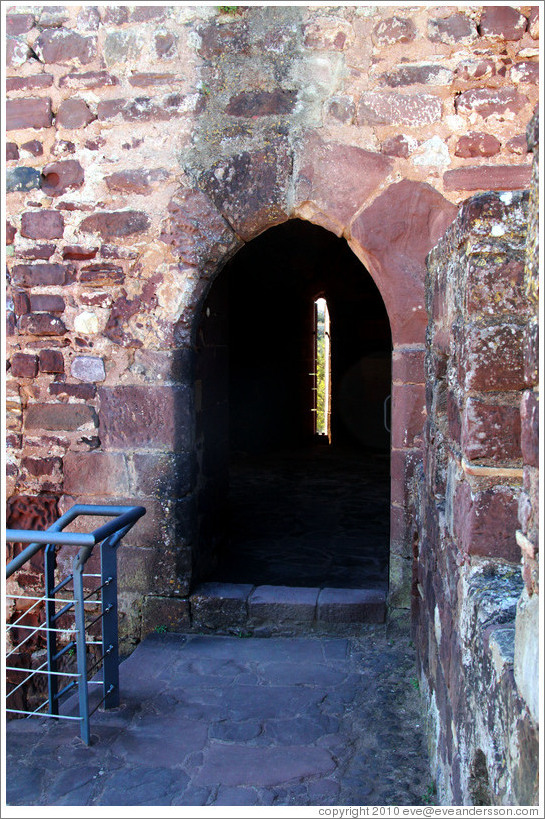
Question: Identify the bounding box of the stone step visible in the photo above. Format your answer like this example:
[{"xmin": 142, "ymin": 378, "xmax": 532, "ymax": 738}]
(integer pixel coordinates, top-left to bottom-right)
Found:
[{"xmin": 188, "ymin": 582, "xmax": 387, "ymax": 635}]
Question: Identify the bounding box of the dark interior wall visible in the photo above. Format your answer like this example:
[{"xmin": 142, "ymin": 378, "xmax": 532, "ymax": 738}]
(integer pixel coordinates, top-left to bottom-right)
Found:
[
  {"xmin": 197, "ymin": 218, "xmax": 392, "ymax": 467},
  {"xmin": 220, "ymin": 220, "xmax": 392, "ymax": 454}
]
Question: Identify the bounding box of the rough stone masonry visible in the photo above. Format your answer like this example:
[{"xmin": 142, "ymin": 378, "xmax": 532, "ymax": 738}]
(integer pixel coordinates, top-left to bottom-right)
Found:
[{"xmin": 4, "ymin": 4, "xmax": 540, "ymax": 806}]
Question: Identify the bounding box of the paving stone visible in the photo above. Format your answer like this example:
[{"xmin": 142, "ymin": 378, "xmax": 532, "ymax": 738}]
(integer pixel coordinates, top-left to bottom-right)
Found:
[
  {"xmin": 6, "ymin": 629, "xmax": 432, "ymax": 807},
  {"xmin": 194, "ymin": 745, "xmax": 336, "ymax": 787}
]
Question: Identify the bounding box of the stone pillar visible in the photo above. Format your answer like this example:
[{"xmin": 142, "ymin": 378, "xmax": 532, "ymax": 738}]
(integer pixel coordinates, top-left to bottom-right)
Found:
[{"xmin": 514, "ymin": 108, "xmax": 539, "ymax": 724}]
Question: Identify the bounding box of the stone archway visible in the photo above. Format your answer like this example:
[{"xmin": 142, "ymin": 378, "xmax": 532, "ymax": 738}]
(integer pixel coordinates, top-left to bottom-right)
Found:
[{"xmin": 157, "ymin": 141, "xmax": 458, "ymax": 614}]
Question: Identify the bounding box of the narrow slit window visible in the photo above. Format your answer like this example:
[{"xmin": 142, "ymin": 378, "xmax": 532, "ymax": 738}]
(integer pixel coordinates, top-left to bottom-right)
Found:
[{"xmin": 313, "ymin": 297, "xmax": 331, "ymax": 441}]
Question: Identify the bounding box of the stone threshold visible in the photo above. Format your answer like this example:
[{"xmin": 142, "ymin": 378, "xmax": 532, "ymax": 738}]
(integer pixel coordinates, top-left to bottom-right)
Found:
[{"xmin": 187, "ymin": 582, "xmax": 386, "ymax": 635}]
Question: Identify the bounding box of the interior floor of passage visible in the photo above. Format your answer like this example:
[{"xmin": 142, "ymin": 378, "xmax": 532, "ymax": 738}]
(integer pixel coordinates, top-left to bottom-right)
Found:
[{"xmin": 209, "ymin": 444, "xmax": 390, "ymax": 590}]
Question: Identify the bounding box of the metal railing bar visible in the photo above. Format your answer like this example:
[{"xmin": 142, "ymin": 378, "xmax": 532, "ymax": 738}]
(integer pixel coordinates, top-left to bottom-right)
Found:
[
  {"xmin": 51, "ymin": 600, "xmax": 75, "ymax": 623},
  {"xmin": 6, "ymin": 708, "xmax": 81, "ymax": 721},
  {"xmin": 6, "ymin": 595, "xmax": 45, "ymax": 629},
  {"xmin": 6, "ymin": 623, "xmax": 51, "ymax": 658},
  {"xmin": 6, "ymin": 657, "xmax": 50, "ymax": 697},
  {"xmin": 88, "ymin": 684, "xmax": 115, "ymax": 717},
  {"xmin": 6, "ymin": 666, "xmax": 80, "ymax": 678},
  {"xmin": 5, "ymin": 502, "xmax": 146, "ymax": 743},
  {"xmin": 86, "ymin": 605, "xmax": 112, "ymax": 632},
  {"xmin": 52, "ymin": 641, "xmax": 76, "ymax": 663},
  {"xmin": 54, "ymin": 680, "xmax": 77, "ymax": 701},
  {"xmin": 51, "ymin": 574, "xmax": 74, "ymax": 595},
  {"xmin": 83, "ymin": 582, "xmax": 109, "ymax": 601},
  {"xmin": 6, "ymin": 504, "xmax": 145, "ymax": 580},
  {"xmin": 7, "ymin": 594, "xmax": 91, "ymax": 604}
]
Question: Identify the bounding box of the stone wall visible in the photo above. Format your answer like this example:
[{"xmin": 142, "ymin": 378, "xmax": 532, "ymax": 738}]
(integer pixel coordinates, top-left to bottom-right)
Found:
[
  {"xmin": 415, "ymin": 108, "xmax": 539, "ymax": 805},
  {"xmin": 5, "ymin": 5, "xmax": 538, "ymax": 647}
]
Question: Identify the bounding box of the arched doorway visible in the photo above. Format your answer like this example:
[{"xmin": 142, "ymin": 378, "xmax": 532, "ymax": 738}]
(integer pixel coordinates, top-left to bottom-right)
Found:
[{"xmin": 194, "ymin": 220, "xmax": 391, "ymax": 596}]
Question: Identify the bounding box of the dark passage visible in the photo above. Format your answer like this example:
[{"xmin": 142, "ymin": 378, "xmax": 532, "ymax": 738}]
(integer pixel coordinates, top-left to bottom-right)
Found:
[{"xmin": 196, "ymin": 220, "xmax": 391, "ymax": 590}]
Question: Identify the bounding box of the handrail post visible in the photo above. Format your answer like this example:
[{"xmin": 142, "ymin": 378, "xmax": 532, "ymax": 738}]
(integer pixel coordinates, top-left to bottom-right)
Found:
[
  {"xmin": 44, "ymin": 544, "xmax": 58, "ymax": 717},
  {"xmin": 73, "ymin": 552, "xmax": 90, "ymax": 745},
  {"xmin": 100, "ymin": 536, "xmax": 120, "ymax": 709}
]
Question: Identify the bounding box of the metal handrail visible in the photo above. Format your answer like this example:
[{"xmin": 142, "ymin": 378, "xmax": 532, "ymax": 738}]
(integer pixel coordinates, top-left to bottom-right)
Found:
[{"xmin": 5, "ymin": 504, "xmax": 145, "ymax": 744}]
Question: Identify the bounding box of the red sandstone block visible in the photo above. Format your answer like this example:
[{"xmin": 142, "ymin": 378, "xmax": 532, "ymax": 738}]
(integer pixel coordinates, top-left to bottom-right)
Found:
[
  {"xmin": 130, "ymin": 453, "xmax": 194, "ymax": 497},
  {"xmin": 428, "ymin": 13, "xmax": 476, "ymax": 43},
  {"xmin": 34, "ymin": 29, "xmax": 97, "ymax": 64},
  {"xmin": 62, "ymin": 245, "xmax": 98, "ymax": 260},
  {"xmin": 141, "ymin": 596, "xmax": 190, "ymax": 636},
  {"xmin": 7, "ymin": 143, "xmax": 19, "ymax": 161},
  {"xmin": 528, "ymin": 7, "xmax": 539, "ymax": 39},
  {"xmin": 12, "ymin": 291, "xmax": 30, "ymax": 315},
  {"xmin": 59, "ymin": 71, "xmax": 119, "ymax": 89},
  {"xmin": 22, "ymin": 457, "xmax": 62, "ymax": 478},
  {"xmin": 79, "ymin": 211, "xmax": 150, "ymax": 238},
  {"xmin": 390, "ymin": 503, "xmax": 412, "ymax": 557},
  {"xmin": 79, "ymin": 263, "xmax": 125, "ymax": 286},
  {"xmin": 19, "ymin": 313, "xmax": 67, "ymax": 336},
  {"xmin": 357, "ymin": 91, "xmax": 441, "ymax": 127},
  {"xmin": 64, "ymin": 452, "xmax": 129, "ymax": 495},
  {"xmin": 392, "ymin": 348, "xmax": 425, "ymax": 384},
  {"xmin": 6, "ymin": 13, "xmax": 35, "ymax": 34},
  {"xmin": 6, "ymin": 74, "xmax": 54, "ymax": 92},
  {"xmin": 42, "ymin": 160, "xmax": 84, "ymax": 196},
  {"xmin": 455, "ymin": 87, "xmax": 528, "ymax": 119},
  {"xmin": 198, "ymin": 21, "xmax": 250, "ymax": 59},
  {"xmin": 6, "ymin": 98, "xmax": 52, "ymax": 130},
  {"xmin": 521, "ymin": 391, "xmax": 538, "ymax": 468},
  {"xmin": 478, "ymin": 6, "xmax": 527, "ymax": 41},
  {"xmin": 391, "ymin": 384, "xmax": 426, "ymax": 449},
  {"xmin": 104, "ymin": 169, "xmax": 169, "ymax": 195},
  {"xmin": 453, "ymin": 482, "xmax": 520, "ymax": 562},
  {"xmin": 21, "ymin": 210, "xmax": 64, "ymax": 240},
  {"xmin": 21, "ymin": 140, "xmax": 43, "ymax": 156},
  {"xmin": 454, "ymin": 133, "xmax": 500, "ymax": 158},
  {"xmin": 7, "ymin": 220, "xmax": 16, "ymax": 244},
  {"xmin": 458, "ymin": 324, "xmax": 524, "ymax": 392},
  {"xmin": 379, "ymin": 64, "xmax": 454, "ymax": 87},
  {"xmin": 17, "ymin": 243, "xmax": 55, "ymax": 260},
  {"xmin": 443, "ymin": 165, "xmax": 532, "ymax": 192},
  {"xmin": 455, "ymin": 58, "xmax": 495, "ymax": 81},
  {"xmin": 29, "ymin": 294, "xmax": 65, "ymax": 313},
  {"xmin": 506, "ymin": 134, "xmax": 528, "ymax": 155},
  {"xmin": 11, "ymin": 263, "xmax": 71, "ymax": 287},
  {"xmin": 510, "ymin": 61, "xmax": 539, "ymax": 85},
  {"xmin": 25, "ymin": 403, "xmax": 97, "ymax": 431},
  {"xmin": 462, "ymin": 398, "xmax": 521, "ymax": 463},
  {"xmin": 49, "ymin": 382, "xmax": 96, "ymax": 400},
  {"xmin": 10, "ymin": 353, "xmax": 38, "ymax": 378},
  {"xmin": 303, "ymin": 19, "xmax": 354, "ymax": 51},
  {"xmin": 101, "ymin": 7, "xmax": 129, "ymax": 25},
  {"xmin": 226, "ymin": 89, "xmax": 297, "ymax": 116},
  {"xmin": 39, "ymin": 349, "xmax": 64, "ymax": 373},
  {"xmin": 372, "ymin": 16, "xmax": 415, "ymax": 46},
  {"xmin": 390, "ymin": 448, "xmax": 422, "ymax": 506},
  {"xmin": 466, "ymin": 255, "xmax": 526, "ymax": 318},
  {"xmin": 56, "ymin": 99, "xmax": 95, "ymax": 129},
  {"xmin": 98, "ymin": 385, "xmax": 192, "ymax": 451}
]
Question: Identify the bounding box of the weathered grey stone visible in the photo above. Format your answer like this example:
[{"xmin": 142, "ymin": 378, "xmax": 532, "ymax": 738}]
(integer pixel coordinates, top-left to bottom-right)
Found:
[
  {"xmin": 6, "ymin": 168, "xmax": 41, "ymax": 193},
  {"xmin": 514, "ymin": 589, "xmax": 539, "ymax": 722},
  {"xmin": 70, "ymin": 355, "xmax": 106, "ymax": 382},
  {"xmin": 194, "ymin": 745, "xmax": 336, "ymax": 787}
]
